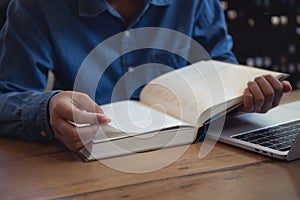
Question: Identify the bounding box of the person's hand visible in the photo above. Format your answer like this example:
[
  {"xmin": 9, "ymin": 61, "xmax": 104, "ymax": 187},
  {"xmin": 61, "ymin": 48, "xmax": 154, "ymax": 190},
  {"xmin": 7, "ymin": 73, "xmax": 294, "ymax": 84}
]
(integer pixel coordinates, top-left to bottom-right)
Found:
[
  {"xmin": 48, "ymin": 91, "xmax": 111, "ymax": 151},
  {"xmin": 241, "ymin": 74, "xmax": 292, "ymax": 113}
]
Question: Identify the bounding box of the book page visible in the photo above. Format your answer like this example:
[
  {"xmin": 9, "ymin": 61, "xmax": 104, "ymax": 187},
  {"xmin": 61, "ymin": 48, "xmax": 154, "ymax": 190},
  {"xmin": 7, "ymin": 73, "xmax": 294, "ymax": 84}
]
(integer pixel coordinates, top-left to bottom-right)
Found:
[
  {"xmin": 140, "ymin": 60, "xmax": 288, "ymax": 126},
  {"xmin": 93, "ymin": 100, "xmax": 193, "ymax": 143}
]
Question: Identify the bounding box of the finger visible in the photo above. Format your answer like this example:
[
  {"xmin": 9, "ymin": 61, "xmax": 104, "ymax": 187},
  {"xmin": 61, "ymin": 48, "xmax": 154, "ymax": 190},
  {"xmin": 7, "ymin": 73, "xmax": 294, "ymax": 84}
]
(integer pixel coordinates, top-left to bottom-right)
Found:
[
  {"xmin": 57, "ymin": 120, "xmax": 102, "ymax": 143},
  {"xmin": 71, "ymin": 109, "xmax": 111, "ymax": 125},
  {"xmin": 241, "ymin": 88, "xmax": 254, "ymax": 112},
  {"xmin": 282, "ymin": 80, "xmax": 292, "ymax": 93},
  {"xmin": 62, "ymin": 105, "xmax": 111, "ymax": 125},
  {"xmin": 74, "ymin": 124, "xmax": 101, "ymax": 144},
  {"xmin": 55, "ymin": 120, "xmax": 81, "ymax": 142},
  {"xmin": 53, "ymin": 127, "xmax": 64, "ymax": 142},
  {"xmin": 53, "ymin": 128, "xmax": 78, "ymax": 151},
  {"xmin": 263, "ymin": 75, "xmax": 283, "ymax": 107},
  {"xmin": 54, "ymin": 128, "xmax": 84, "ymax": 152},
  {"xmin": 254, "ymin": 76, "xmax": 274, "ymax": 113},
  {"xmin": 49, "ymin": 92, "xmax": 111, "ymax": 125},
  {"xmin": 67, "ymin": 140, "xmax": 84, "ymax": 152},
  {"xmin": 247, "ymin": 80, "xmax": 264, "ymax": 112},
  {"xmin": 71, "ymin": 93, "xmax": 104, "ymax": 114}
]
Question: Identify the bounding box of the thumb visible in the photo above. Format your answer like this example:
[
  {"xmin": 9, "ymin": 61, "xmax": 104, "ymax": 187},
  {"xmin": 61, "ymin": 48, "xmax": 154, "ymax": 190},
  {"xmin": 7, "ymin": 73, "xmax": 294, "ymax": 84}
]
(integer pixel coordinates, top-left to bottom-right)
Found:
[
  {"xmin": 71, "ymin": 92, "xmax": 103, "ymax": 113},
  {"xmin": 71, "ymin": 92, "xmax": 111, "ymax": 124}
]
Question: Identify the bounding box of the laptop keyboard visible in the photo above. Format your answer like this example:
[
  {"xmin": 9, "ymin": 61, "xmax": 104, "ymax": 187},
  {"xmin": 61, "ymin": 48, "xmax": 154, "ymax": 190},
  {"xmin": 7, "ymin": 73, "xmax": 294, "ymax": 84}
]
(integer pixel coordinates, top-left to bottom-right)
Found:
[{"xmin": 232, "ymin": 119, "xmax": 300, "ymax": 152}]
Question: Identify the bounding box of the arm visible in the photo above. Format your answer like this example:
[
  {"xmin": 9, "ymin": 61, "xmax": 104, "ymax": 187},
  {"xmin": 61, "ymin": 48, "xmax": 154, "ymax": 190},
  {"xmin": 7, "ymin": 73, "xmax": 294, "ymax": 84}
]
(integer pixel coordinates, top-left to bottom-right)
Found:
[
  {"xmin": 0, "ymin": 0, "xmax": 57, "ymax": 141},
  {"xmin": 0, "ymin": 0, "xmax": 110, "ymax": 151}
]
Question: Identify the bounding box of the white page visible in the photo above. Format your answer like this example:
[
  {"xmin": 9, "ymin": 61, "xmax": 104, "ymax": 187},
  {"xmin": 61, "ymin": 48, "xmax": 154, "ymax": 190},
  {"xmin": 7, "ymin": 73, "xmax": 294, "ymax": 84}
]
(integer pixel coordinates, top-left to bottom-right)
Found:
[
  {"xmin": 101, "ymin": 100, "xmax": 191, "ymax": 135},
  {"xmin": 140, "ymin": 60, "xmax": 287, "ymax": 126}
]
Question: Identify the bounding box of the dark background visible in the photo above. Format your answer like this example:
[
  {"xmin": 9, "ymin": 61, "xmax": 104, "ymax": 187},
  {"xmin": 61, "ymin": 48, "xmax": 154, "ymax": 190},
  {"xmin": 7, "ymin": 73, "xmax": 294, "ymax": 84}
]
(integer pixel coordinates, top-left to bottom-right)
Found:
[{"xmin": 222, "ymin": 0, "xmax": 300, "ymax": 89}]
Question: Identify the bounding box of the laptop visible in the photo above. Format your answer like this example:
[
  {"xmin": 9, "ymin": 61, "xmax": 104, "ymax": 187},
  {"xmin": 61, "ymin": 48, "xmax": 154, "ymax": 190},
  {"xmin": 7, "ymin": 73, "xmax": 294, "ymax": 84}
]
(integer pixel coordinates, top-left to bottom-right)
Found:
[{"xmin": 208, "ymin": 100, "xmax": 300, "ymax": 161}]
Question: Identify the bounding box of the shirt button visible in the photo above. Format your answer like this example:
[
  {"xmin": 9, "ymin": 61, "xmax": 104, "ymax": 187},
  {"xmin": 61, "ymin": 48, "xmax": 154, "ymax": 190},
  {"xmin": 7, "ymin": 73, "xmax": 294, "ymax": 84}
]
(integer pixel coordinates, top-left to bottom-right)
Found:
[
  {"xmin": 125, "ymin": 31, "xmax": 131, "ymax": 37},
  {"xmin": 40, "ymin": 131, "xmax": 47, "ymax": 137},
  {"xmin": 128, "ymin": 66, "xmax": 135, "ymax": 73}
]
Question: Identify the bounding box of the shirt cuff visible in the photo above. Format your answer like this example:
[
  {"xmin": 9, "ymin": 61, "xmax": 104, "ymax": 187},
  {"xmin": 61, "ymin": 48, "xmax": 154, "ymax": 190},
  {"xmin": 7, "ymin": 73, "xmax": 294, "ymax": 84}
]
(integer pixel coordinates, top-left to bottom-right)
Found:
[{"xmin": 21, "ymin": 90, "xmax": 61, "ymax": 141}]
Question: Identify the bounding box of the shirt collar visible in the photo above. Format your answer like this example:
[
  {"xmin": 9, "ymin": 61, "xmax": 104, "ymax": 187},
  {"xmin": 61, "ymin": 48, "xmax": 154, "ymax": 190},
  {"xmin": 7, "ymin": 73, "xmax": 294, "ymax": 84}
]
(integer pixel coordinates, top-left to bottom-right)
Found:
[{"xmin": 79, "ymin": 0, "xmax": 173, "ymax": 17}]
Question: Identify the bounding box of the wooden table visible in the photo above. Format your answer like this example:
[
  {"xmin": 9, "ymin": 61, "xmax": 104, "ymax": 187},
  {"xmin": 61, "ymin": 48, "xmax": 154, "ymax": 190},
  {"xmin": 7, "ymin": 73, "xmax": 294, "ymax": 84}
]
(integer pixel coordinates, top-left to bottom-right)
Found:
[{"xmin": 1, "ymin": 90, "xmax": 300, "ymax": 200}]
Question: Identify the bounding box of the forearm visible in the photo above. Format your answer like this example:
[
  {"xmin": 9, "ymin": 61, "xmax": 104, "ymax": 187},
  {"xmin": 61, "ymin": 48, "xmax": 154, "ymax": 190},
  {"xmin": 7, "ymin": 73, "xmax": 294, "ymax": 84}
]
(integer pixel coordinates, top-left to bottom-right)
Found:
[{"xmin": 0, "ymin": 90, "xmax": 59, "ymax": 142}]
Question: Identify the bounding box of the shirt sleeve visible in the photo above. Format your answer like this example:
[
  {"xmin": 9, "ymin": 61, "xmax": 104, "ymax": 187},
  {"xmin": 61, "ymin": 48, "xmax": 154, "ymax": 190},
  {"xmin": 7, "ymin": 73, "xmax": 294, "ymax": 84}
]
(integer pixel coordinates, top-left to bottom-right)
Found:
[
  {"xmin": 0, "ymin": 0, "xmax": 57, "ymax": 141},
  {"xmin": 193, "ymin": 0, "xmax": 238, "ymax": 64}
]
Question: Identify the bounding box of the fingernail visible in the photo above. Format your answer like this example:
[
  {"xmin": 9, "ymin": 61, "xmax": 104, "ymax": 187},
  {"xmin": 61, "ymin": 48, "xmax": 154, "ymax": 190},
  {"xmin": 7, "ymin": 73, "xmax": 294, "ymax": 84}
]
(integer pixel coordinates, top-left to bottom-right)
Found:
[{"xmin": 98, "ymin": 114, "xmax": 111, "ymax": 123}]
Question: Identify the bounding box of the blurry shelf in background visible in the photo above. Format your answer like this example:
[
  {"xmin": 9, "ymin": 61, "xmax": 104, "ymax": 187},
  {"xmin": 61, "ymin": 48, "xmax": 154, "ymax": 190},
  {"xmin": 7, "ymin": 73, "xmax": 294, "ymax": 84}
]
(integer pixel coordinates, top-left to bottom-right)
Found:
[{"xmin": 221, "ymin": 0, "xmax": 300, "ymax": 88}]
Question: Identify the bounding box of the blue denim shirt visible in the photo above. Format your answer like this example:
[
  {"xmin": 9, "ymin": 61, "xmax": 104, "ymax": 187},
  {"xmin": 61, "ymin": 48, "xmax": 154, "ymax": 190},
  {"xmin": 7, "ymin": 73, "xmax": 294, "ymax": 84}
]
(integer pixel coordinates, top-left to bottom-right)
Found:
[{"xmin": 0, "ymin": 0, "xmax": 237, "ymax": 141}]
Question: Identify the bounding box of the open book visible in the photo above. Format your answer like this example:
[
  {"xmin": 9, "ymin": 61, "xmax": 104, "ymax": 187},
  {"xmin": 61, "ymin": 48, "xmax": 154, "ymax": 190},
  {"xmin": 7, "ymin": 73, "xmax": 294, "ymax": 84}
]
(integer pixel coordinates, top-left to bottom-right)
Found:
[{"xmin": 78, "ymin": 60, "xmax": 288, "ymax": 161}]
